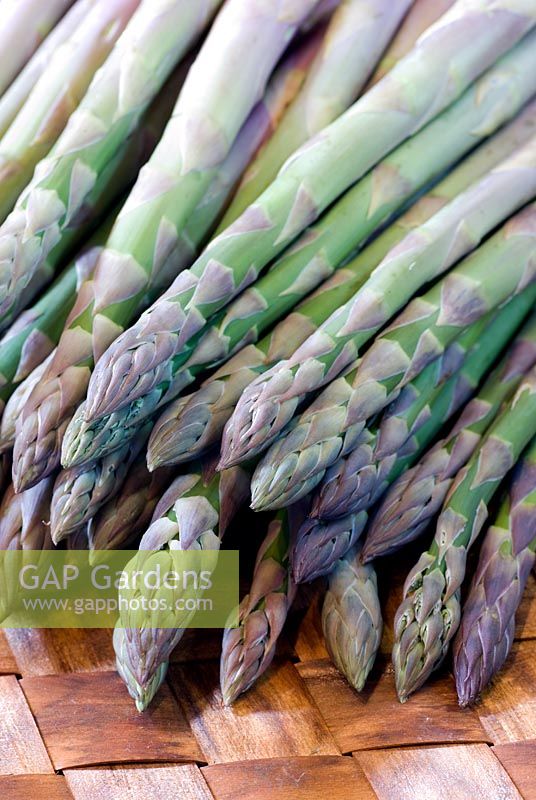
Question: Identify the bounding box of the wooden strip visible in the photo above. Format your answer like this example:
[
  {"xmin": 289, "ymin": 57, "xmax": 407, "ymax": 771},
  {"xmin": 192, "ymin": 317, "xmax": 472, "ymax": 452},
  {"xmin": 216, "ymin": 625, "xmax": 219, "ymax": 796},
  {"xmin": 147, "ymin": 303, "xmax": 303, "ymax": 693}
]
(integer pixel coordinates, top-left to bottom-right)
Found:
[
  {"xmin": 65, "ymin": 764, "xmax": 213, "ymax": 800},
  {"xmin": 354, "ymin": 744, "xmax": 523, "ymax": 800},
  {"xmin": 0, "ymin": 675, "xmax": 53, "ymax": 774},
  {"xmin": 21, "ymin": 671, "xmax": 202, "ymax": 770},
  {"xmin": 475, "ymin": 641, "xmax": 536, "ymax": 744},
  {"xmin": 170, "ymin": 659, "xmax": 340, "ymax": 764},
  {"xmin": 493, "ymin": 741, "xmax": 536, "ymax": 800},
  {"xmin": 202, "ymin": 756, "xmax": 376, "ymax": 800},
  {"xmin": 0, "ymin": 631, "xmax": 18, "ymax": 675},
  {"xmin": 516, "ymin": 573, "xmax": 536, "ymax": 640},
  {"xmin": 297, "ymin": 658, "xmax": 489, "ymax": 753},
  {"xmin": 4, "ymin": 629, "xmax": 115, "ymax": 676},
  {"xmin": 0, "ymin": 776, "xmax": 73, "ymax": 799}
]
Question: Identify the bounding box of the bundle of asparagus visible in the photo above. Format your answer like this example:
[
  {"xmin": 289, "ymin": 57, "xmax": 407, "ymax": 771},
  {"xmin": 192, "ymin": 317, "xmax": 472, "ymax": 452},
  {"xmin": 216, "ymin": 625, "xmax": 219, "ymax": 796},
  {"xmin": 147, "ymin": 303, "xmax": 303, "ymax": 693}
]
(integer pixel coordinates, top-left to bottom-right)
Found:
[{"xmin": 0, "ymin": 0, "xmax": 535, "ymax": 719}]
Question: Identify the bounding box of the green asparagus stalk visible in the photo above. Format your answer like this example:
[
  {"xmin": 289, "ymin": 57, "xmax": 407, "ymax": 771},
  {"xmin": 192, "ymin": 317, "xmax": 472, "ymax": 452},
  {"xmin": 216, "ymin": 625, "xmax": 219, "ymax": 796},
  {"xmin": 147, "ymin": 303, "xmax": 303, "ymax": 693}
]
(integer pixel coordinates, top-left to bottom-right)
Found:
[
  {"xmin": 221, "ymin": 118, "xmax": 536, "ymax": 469},
  {"xmin": 222, "ymin": 69, "xmax": 536, "ymax": 465},
  {"xmin": 50, "ymin": 422, "xmax": 153, "ymax": 544},
  {"xmin": 363, "ymin": 311, "xmax": 536, "ymax": 562},
  {"xmin": 114, "ymin": 461, "xmax": 250, "ymax": 711},
  {"xmin": 249, "ymin": 203, "xmax": 536, "ymax": 511},
  {"xmin": 291, "ymin": 292, "xmax": 536, "ymax": 581},
  {"xmin": 220, "ymin": 504, "xmax": 302, "ymax": 705},
  {"xmin": 366, "ymin": 0, "xmax": 455, "ymax": 86},
  {"xmin": 218, "ymin": 0, "xmax": 413, "ymax": 227},
  {"xmin": 453, "ymin": 435, "xmax": 536, "ymax": 705},
  {"xmin": 322, "ymin": 543, "xmax": 382, "ymax": 691},
  {"xmin": 87, "ymin": 458, "xmax": 174, "ymax": 557},
  {"xmin": 0, "ymin": 0, "xmax": 139, "ymax": 226},
  {"xmin": 43, "ymin": 0, "xmax": 319, "ymax": 405},
  {"xmin": 12, "ymin": 33, "xmax": 318, "ymax": 493},
  {"xmin": 312, "ymin": 297, "xmax": 536, "ymax": 520},
  {"xmin": 393, "ymin": 364, "xmax": 536, "ymax": 701},
  {"xmin": 67, "ymin": 43, "xmax": 536, "ymax": 472},
  {"xmin": 0, "ymin": 0, "xmax": 224, "ymax": 320},
  {"xmin": 0, "ymin": 0, "xmax": 74, "ymax": 98},
  {"xmin": 0, "ymin": 0, "xmax": 93, "ymax": 140},
  {"xmin": 84, "ymin": 1, "xmax": 536, "ymax": 426},
  {"xmin": 147, "ymin": 100, "xmax": 536, "ymax": 468}
]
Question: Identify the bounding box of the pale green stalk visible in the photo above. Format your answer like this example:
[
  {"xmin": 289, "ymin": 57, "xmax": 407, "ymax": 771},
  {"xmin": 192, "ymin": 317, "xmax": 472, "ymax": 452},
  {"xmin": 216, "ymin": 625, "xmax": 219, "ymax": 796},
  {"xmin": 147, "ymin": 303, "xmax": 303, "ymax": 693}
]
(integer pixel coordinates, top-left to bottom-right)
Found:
[
  {"xmin": 66, "ymin": 39, "xmax": 536, "ymax": 471},
  {"xmin": 249, "ymin": 200, "xmax": 536, "ymax": 511},
  {"xmin": 0, "ymin": 0, "xmax": 74, "ymax": 97},
  {"xmin": 147, "ymin": 99, "xmax": 536, "ymax": 468},
  {"xmin": 12, "ymin": 29, "xmax": 317, "ymax": 491},
  {"xmin": 0, "ymin": 0, "xmax": 223, "ymax": 320},
  {"xmin": 0, "ymin": 0, "xmax": 93, "ymax": 139},
  {"xmin": 0, "ymin": 0, "xmax": 138, "ymax": 225},
  {"xmin": 84, "ymin": 1, "xmax": 536, "ymax": 426},
  {"xmin": 218, "ymin": 0, "xmax": 413, "ymax": 227}
]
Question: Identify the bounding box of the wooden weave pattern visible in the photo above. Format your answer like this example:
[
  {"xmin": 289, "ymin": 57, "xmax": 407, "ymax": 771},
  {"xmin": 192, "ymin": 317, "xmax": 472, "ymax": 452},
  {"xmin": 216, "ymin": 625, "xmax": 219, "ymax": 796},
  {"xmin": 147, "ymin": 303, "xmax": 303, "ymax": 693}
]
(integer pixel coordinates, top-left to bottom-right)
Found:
[{"xmin": 0, "ymin": 565, "xmax": 534, "ymax": 799}]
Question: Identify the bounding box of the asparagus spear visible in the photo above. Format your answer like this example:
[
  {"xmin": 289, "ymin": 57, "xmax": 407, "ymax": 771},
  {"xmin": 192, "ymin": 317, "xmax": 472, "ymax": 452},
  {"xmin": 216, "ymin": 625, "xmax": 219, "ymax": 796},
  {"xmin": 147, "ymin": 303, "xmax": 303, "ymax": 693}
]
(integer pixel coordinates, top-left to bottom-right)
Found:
[
  {"xmin": 453, "ymin": 435, "xmax": 536, "ymax": 705},
  {"xmin": 0, "ymin": 0, "xmax": 140, "ymax": 226},
  {"xmin": 87, "ymin": 458, "xmax": 174, "ymax": 557},
  {"xmin": 0, "ymin": 0, "xmax": 74, "ymax": 98},
  {"xmin": 220, "ymin": 71, "xmax": 536, "ymax": 471},
  {"xmin": 322, "ymin": 543, "xmax": 382, "ymax": 691},
  {"xmin": 220, "ymin": 504, "xmax": 302, "ymax": 705},
  {"xmin": 47, "ymin": 0, "xmax": 319, "ymax": 406},
  {"xmin": 147, "ymin": 100, "xmax": 536, "ymax": 468},
  {"xmin": 12, "ymin": 14, "xmax": 320, "ymax": 493},
  {"xmin": 84, "ymin": 1, "xmax": 536, "ymax": 425},
  {"xmin": 114, "ymin": 460, "xmax": 250, "ymax": 711},
  {"xmin": 249, "ymin": 197, "xmax": 536, "ymax": 511},
  {"xmin": 363, "ymin": 311, "xmax": 536, "ymax": 562},
  {"xmin": 291, "ymin": 292, "xmax": 536, "ymax": 581},
  {"xmin": 367, "ymin": 0, "xmax": 455, "ymax": 86},
  {"xmin": 311, "ymin": 296, "xmax": 536, "ymax": 521},
  {"xmin": 0, "ymin": 0, "xmax": 93, "ymax": 140},
  {"xmin": 393, "ymin": 364, "xmax": 536, "ymax": 701},
  {"xmin": 218, "ymin": 0, "xmax": 413, "ymax": 227},
  {"xmin": 65, "ymin": 43, "xmax": 536, "ymax": 472},
  {"xmin": 50, "ymin": 422, "xmax": 153, "ymax": 544},
  {"xmin": 0, "ymin": 0, "xmax": 224, "ymax": 320}
]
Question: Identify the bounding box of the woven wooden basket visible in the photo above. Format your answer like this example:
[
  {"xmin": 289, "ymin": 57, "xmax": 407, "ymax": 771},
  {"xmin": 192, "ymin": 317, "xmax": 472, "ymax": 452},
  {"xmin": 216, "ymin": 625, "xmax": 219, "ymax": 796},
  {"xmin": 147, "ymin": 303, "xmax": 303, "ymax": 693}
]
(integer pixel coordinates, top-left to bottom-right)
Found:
[{"xmin": 0, "ymin": 541, "xmax": 534, "ymax": 800}]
